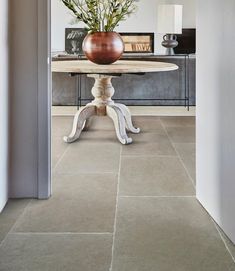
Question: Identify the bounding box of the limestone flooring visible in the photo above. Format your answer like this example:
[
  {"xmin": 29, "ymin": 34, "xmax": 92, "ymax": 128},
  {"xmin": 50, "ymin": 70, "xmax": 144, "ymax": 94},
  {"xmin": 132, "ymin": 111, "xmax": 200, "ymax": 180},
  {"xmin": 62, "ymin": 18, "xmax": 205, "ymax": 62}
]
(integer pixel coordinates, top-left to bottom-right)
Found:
[{"xmin": 0, "ymin": 116, "xmax": 234, "ymax": 271}]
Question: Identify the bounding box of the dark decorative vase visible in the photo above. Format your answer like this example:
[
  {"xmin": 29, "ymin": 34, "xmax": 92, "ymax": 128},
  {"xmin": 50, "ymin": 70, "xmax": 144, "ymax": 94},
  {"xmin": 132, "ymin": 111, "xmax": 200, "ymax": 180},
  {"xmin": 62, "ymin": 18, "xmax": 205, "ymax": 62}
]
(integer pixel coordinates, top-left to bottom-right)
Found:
[
  {"xmin": 82, "ymin": 32, "xmax": 124, "ymax": 65},
  {"xmin": 161, "ymin": 34, "xmax": 178, "ymax": 55}
]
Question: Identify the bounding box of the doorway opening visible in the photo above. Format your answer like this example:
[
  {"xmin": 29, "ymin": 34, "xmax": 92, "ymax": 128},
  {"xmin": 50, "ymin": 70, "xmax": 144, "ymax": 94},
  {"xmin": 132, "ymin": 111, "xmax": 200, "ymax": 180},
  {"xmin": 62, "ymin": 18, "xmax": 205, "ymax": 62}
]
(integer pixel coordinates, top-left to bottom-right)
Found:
[{"xmin": 51, "ymin": 1, "xmax": 198, "ymax": 270}]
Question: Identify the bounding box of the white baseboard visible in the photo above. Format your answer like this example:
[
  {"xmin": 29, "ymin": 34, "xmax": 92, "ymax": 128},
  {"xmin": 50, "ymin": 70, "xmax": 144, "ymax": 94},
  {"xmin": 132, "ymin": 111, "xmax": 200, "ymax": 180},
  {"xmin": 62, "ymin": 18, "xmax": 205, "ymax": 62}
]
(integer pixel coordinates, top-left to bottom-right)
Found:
[{"xmin": 52, "ymin": 106, "xmax": 196, "ymax": 117}]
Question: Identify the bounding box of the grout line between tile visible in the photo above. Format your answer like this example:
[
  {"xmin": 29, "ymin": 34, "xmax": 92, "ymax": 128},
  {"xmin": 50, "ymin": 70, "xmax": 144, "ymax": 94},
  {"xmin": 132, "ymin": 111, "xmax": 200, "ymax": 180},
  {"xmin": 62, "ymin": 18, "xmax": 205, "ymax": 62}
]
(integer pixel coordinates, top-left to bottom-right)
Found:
[
  {"xmin": 53, "ymin": 171, "xmax": 119, "ymax": 175},
  {"xmin": 212, "ymin": 220, "xmax": 235, "ymax": 264},
  {"xmin": 8, "ymin": 232, "xmax": 113, "ymax": 236},
  {"xmin": 53, "ymin": 113, "xmax": 196, "ymax": 117},
  {"xmin": 159, "ymin": 118, "xmax": 196, "ymax": 190},
  {"xmin": 52, "ymin": 172, "xmax": 118, "ymax": 177},
  {"xmin": 0, "ymin": 200, "xmax": 32, "ymax": 248},
  {"xmin": 9, "ymin": 200, "xmax": 34, "ymax": 234},
  {"xmin": 52, "ymin": 143, "xmax": 70, "ymax": 171},
  {"xmin": 119, "ymin": 195, "xmax": 196, "ymax": 198},
  {"xmin": 109, "ymin": 145, "xmax": 122, "ymax": 271},
  {"xmin": 121, "ymin": 154, "xmax": 177, "ymax": 158}
]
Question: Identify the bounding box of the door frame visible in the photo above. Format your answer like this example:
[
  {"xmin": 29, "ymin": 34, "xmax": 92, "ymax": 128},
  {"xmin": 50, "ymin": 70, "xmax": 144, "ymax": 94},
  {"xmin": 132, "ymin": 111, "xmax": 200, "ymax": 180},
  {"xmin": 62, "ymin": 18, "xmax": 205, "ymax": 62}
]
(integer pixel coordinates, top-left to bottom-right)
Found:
[{"xmin": 37, "ymin": 0, "xmax": 51, "ymax": 199}]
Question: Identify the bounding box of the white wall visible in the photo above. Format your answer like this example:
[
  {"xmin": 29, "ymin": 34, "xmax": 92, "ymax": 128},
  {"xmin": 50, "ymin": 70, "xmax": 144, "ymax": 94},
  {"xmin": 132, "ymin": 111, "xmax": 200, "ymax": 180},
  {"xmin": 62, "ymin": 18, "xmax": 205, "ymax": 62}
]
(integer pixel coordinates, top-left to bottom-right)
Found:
[
  {"xmin": 0, "ymin": 0, "xmax": 9, "ymax": 211},
  {"xmin": 51, "ymin": 0, "xmax": 196, "ymax": 53},
  {"xmin": 197, "ymin": 0, "xmax": 235, "ymax": 243},
  {"xmin": 116, "ymin": 0, "xmax": 165, "ymax": 53}
]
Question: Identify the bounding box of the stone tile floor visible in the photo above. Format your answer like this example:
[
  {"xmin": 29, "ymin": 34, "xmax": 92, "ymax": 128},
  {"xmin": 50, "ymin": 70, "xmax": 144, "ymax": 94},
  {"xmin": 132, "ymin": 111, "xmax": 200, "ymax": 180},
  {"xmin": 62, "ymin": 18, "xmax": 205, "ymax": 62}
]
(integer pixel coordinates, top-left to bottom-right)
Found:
[{"xmin": 0, "ymin": 116, "xmax": 234, "ymax": 271}]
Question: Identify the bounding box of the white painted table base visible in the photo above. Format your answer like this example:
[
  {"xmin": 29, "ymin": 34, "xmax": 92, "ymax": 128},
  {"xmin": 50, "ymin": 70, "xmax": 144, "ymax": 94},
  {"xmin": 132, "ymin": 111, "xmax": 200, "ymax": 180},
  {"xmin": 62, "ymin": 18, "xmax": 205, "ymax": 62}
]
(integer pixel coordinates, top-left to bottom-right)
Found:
[{"xmin": 64, "ymin": 74, "xmax": 140, "ymax": 145}]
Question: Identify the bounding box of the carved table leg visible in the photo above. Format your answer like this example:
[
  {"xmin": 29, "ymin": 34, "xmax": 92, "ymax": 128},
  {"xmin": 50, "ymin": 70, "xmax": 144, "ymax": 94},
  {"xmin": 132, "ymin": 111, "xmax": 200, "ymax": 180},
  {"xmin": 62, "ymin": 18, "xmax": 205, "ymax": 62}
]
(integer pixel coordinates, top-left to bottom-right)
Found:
[
  {"xmin": 107, "ymin": 105, "xmax": 133, "ymax": 145},
  {"xmin": 115, "ymin": 103, "xmax": 140, "ymax": 134},
  {"xmin": 82, "ymin": 117, "xmax": 93, "ymax": 131},
  {"xmin": 63, "ymin": 105, "xmax": 96, "ymax": 143}
]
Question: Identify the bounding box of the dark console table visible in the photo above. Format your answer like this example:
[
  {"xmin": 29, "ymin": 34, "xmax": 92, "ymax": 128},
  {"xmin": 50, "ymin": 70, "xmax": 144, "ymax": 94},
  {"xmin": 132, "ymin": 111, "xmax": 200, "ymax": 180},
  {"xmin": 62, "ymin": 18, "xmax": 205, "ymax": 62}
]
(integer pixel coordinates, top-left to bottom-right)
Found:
[{"xmin": 52, "ymin": 54, "xmax": 195, "ymax": 110}]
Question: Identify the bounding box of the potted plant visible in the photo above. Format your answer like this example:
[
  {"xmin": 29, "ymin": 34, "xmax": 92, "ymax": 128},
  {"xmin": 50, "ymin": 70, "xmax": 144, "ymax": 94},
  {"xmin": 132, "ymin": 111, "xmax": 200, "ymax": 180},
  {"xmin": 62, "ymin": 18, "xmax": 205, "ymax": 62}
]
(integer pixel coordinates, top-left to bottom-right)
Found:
[{"xmin": 61, "ymin": 0, "xmax": 138, "ymax": 64}]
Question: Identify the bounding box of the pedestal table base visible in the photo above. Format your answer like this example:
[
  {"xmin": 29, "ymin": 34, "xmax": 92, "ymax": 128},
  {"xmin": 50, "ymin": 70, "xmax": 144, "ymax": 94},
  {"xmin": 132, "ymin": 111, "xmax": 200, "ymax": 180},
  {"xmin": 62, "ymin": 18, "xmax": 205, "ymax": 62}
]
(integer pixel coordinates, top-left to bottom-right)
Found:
[{"xmin": 63, "ymin": 74, "xmax": 140, "ymax": 145}]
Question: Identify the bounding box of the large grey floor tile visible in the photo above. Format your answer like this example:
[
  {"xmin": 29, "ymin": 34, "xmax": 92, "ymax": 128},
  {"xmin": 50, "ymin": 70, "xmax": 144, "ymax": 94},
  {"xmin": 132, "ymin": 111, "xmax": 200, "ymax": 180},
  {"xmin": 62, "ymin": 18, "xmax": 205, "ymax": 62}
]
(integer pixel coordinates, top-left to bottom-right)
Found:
[
  {"xmin": 132, "ymin": 116, "xmax": 165, "ymax": 134},
  {"xmin": 165, "ymin": 126, "xmax": 196, "ymax": 143},
  {"xmin": 224, "ymin": 237, "xmax": 235, "ymax": 261},
  {"xmin": 122, "ymin": 132, "xmax": 176, "ymax": 156},
  {"xmin": 13, "ymin": 174, "xmax": 117, "ymax": 233},
  {"xmin": 52, "ymin": 116, "xmax": 73, "ymax": 138},
  {"xmin": 52, "ymin": 116, "xmax": 117, "ymax": 143},
  {"xmin": 0, "ymin": 233, "xmax": 112, "ymax": 271},
  {"xmin": 218, "ymin": 227, "xmax": 235, "ymax": 261},
  {"xmin": 55, "ymin": 142, "xmax": 120, "ymax": 174},
  {"xmin": 79, "ymin": 130, "xmax": 118, "ymax": 143},
  {"xmin": 52, "ymin": 137, "xmax": 69, "ymax": 168},
  {"xmin": 174, "ymin": 143, "xmax": 196, "ymax": 184},
  {"xmin": 52, "ymin": 116, "xmax": 165, "ymax": 134},
  {"xmin": 85, "ymin": 116, "xmax": 114, "ymax": 131},
  {"xmin": 112, "ymin": 198, "xmax": 235, "ymax": 271},
  {"xmin": 119, "ymin": 156, "xmax": 195, "ymax": 196},
  {"xmin": 0, "ymin": 200, "xmax": 30, "ymax": 243},
  {"xmin": 161, "ymin": 116, "xmax": 195, "ymax": 127}
]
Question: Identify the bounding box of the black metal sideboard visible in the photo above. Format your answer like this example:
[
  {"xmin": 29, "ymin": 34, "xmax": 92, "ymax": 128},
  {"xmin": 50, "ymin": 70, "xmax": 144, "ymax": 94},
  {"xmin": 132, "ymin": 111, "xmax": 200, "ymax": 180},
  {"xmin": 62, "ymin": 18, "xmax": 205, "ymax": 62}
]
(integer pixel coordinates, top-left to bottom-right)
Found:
[{"xmin": 52, "ymin": 54, "xmax": 196, "ymax": 109}]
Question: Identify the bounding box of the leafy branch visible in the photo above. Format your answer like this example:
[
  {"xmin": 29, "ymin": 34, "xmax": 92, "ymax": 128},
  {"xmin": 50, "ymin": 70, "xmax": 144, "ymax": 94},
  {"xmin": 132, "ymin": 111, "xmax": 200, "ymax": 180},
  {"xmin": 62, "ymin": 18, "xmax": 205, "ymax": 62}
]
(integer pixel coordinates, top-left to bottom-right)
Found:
[{"xmin": 61, "ymin": 0, "xmax": 138, "ymax": 33}]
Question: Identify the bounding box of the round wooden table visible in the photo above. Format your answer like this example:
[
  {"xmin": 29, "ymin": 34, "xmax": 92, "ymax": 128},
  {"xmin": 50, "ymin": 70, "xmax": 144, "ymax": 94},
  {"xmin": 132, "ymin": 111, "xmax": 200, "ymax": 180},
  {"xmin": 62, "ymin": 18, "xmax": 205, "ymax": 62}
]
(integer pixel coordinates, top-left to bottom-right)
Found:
[{"xmin": 52, "ymin": 60, "xmax": 178, "ymax": 144}]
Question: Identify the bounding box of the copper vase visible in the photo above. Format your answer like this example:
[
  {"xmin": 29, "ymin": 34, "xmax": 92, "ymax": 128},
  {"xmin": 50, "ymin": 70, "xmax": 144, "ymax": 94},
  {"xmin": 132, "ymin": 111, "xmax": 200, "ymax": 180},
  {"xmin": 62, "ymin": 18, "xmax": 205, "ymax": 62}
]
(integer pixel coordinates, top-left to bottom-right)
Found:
[{"xmin": 82, "ymin": 32, "xmax": 124, "ymax": 65}]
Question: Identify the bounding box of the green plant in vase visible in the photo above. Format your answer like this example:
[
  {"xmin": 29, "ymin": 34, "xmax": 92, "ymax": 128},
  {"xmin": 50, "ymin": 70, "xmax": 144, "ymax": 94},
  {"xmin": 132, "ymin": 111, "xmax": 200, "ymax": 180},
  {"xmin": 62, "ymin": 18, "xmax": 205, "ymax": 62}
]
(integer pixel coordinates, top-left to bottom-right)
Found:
[{"xmin": 61, "ymin": 0, "xmax": 139, "ymax": 64}]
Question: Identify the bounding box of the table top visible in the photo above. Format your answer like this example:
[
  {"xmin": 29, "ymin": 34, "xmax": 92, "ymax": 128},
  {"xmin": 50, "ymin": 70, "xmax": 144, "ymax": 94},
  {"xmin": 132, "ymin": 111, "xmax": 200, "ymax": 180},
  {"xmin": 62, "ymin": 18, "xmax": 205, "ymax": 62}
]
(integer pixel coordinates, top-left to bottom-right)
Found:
[
  {"xmin": 51, "ymin": 60, "xmax": 178, "ymax": 74},
  {"xmin": 52, "ymin": 53, "xmax": 196, "ymax": 62}
]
